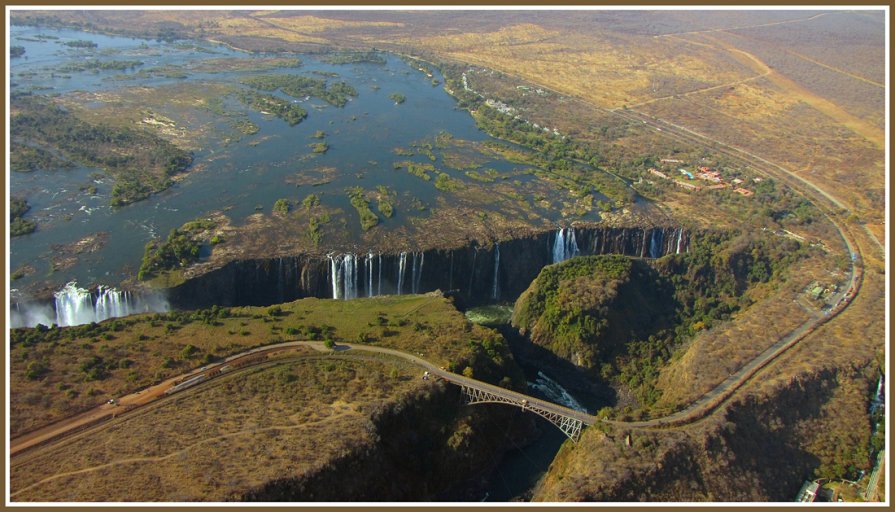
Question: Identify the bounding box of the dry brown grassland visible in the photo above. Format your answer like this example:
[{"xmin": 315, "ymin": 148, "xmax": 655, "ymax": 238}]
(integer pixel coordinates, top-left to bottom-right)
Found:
[
  {"xmin": 11, "ymin": 356, "xmax": 422, "ymax": 501},
  {"xmin": 10, "ymin": 294, "xmax": 482, "ymax": 437}
]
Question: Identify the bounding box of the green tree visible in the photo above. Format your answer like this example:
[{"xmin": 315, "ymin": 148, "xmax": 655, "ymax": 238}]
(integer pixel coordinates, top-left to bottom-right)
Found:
[
  {"xmin": 180, "ymin": 344, "xmax": 199, "ymax": 359},
  {"xmin": 273, "ymin": 198, "xmax": 291, "ymax": 215}
]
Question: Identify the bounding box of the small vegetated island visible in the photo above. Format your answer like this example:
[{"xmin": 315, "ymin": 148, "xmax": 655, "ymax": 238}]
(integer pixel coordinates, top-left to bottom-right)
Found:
[
  {"xmin": 6, "ymin": 9, "xmax": 884, "ymax": 506},
  {"xmin": 10, "ymin": 95, "xmax": 192, "ymax": 206}
]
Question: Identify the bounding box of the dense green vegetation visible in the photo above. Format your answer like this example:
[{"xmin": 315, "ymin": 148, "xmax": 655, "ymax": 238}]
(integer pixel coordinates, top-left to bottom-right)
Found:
[
  {"xmin": 309, "ymin": 142, "xmax": 329, "ymax": 154},
  {"xmin": 307, "ymin": 216, "xmax": 322, "ymax": 246},
  {"xmin": 434, "ymin": 172, "xmax": 462, "ymax": 192},
  {"xmin": 513, "ymin": 255, "xmax": 661, "ymax": 369},
  {"xmin": 513, "ymin": 232, "xmax": 813, "ymax": 406},
  {"xmin": 10, "ymin": 197, "xmax": 36, "ymax": 237},
  {"xmin": 273, "ymin": 198, "xmax": 291, "ymax": 215},
  {"xmin": 302, "ymin": 193, "xmax": 320, "ymax": 210},
  {"xmin": 377, "ymin": 198, "xmax": 394, "ymax": 218},
  {"xmin": 321, "ymin": 51, "xmax": 386, "ymax": 65},
  {"xmin": 58, "ymin": 59, "xmax": 143, "ymax": 73},
  {"xmin": 10, "ymin": 95, "xmax": 192, "ymax": 206},
  {"xmin": 442, "ymin": 67, "xmax": 634, "ymax": 208},
  {"xmin": 241, "ymin": 74, "xmax": 357, "ymax": 107},
  {"xmin": 236, "ymin": 90, "xmax": 307, "ymax": 126},
  {"xmin": 396, "ymin": 161, "xmax": 434, "ymax": 181},
  {"xmin": 62, "ymin": 39, "xmax": 96, "ymax": 48},
  {"xmin": 375, "ymin": 185, "xmax": 395, "ymax": 218},
  {"xmin": 389, "ymin": 92, "xmax": 406, "ymax": 104},
  {"xmin": 346, "ymin": 187, "xmax": 379, "ymax": 231},
  {"xmin": 10, "ymin": 142, "xmax": 74, "ymax": 172},
  {"xmin": 10, "ymin": 45, "xmax": 25, "ymax": 58},
  {"xmin": 138, "ymin": 218, "xmax": 218, "ymax": 280}
]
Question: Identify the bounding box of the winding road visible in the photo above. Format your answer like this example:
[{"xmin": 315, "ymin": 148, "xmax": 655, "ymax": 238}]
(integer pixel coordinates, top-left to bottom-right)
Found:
[
  {"xmin": 10, "ymin": 258, "xmax": 862, "ymax": 457},
  {"xmin": 10, "ymin": 31, "xmax": 874, "ymax": 455}
]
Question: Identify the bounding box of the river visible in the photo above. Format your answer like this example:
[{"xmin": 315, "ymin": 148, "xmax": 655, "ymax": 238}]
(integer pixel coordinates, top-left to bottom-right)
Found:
[{"xmin": 11, "ymin": 25, "xmax": 606, "ymax": 308}]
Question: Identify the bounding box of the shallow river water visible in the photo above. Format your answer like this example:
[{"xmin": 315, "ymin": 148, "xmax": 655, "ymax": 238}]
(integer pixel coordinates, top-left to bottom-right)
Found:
[{"xmin": 11, "ymin": 26, "xmax": 599, "ymax": 301}]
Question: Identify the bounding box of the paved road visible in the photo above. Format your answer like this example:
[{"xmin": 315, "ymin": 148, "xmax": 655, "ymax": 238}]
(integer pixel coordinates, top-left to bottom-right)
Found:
[
  {"xmin": 9, "ymin": 343, "xmax": 312, "ymax": 456},
  {"xmin": 864, "ymin": 450, "xmax": 885, "ymax": 500},
  {"xmin": 11, "ymin": 60, "xmax": 869, "ymax": 448},
  {"xmin": 11, "ymin": 289, "xmax": 860, "ymax": 458}
]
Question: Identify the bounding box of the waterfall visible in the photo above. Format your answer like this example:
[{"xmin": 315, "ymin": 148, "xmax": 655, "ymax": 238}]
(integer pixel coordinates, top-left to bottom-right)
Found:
[
  {"xmin": 491, "ymin": 243, "xmax": 500, "ymax": 300},
  {"xmin": 649, "ymin": 229, "xmax": 663, "ymax": 258},
  {"xmin": 417, "ymin": 252, "xmax": 425, "ymax": 293},
  {"xmin": 377, "ymin": 253, "xmax": 382, "ymax": 296},
  {"xmin": 397, "ymin": 252, "xmax": 408, "ymax": 295},
  {"xmin": 55, "ymin": 282, "xmax": 97, "ymax": 327},
  {"xmin": 7, "ymin": 281, "xmax": 170, "ymax": 328},
  {"xmin": 340, "ymin": 253, "xmax": 357, "ymax": 300},
  {"xmin": 640, "ymin": 229, "xmax": 648, "ymax": 258},
  {"xmin": 552, "ymin": 228, "xmax": 565, "ymax": 263},
  {"xmin": 366, "ymin": 251, "xmax": 374, "ymax": 297},
  {"xmin": 872, "ymin": 375, "xmax": 885, "ymax": 412},
  {"xmin": 552, "ymin": 228, "xmax": 580, "ymax": 263},
  {"xmin": 527, "ymin": 371, "xmax": 587, "ymax": 412},
  {"xmin": 329, "ymin": 254, "xmax": 341, "ymax": 299},
  {"xmin": 411, "ymin": 252, "xmax": 424, "ymax": 294},
  {"xmin": 676, "ymin": 228, "xmax": 684, "ymax": 254},
  {"xmin": 94, "ymin": 286, "xmax": 132, "ymax": 322},
  {"xmin": 327, "ymin": 253, "xmax": 358, "ymax": 300},
  {"xmin": 411, "ymin": 252, "xmax": 418, "ymax": 294}
]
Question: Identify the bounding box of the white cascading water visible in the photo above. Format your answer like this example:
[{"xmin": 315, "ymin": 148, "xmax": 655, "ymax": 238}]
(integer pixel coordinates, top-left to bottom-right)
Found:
[
  {"xmin": 411, "ymin": 252, "xmax": 424, "ymax": 294},
  {"xmin": 366, "ymin": 252, "xmax": 374, "ymax": 297},
  {"xmin": 640, "ymin": 229, "xmax": 648, "ymax": 258},
  {"xmin": 552, "ymin": 228, "xmax": 566, "ymax": 263},
  {"xmin": 94, "ymin": 286, "xmax": 132, "ymax": 322},
  {"xmin": 342, "ymin": 254, "xmax": 357, "ymax": 300},
  {"xmin": 54, "ymin": 282, "xmax": 95, "ymax": 327},
  {"xmin": 377, "ymin": 253, "xmax": 382, "ymax": 296},
  {"xmin": 397, "ymin": 252, "xmax": 408, "ymax": 295},
  {"xmin": 676, "ymin": 228, "xmax": 684, "ymax": 254},
  {"xmin": 552, "ymin": 228, "xmax": 580, "ymax": 263},
  {"xmin": 871, "ymin": 375, "xmax": 885, "ymax": 412},
  {"xmin": 329, "ymin": 253, "xmax": 359, "ymax": 300},
  {"xmin": 329, "ymin": 254, "xmax": 341, "ymax": 299},
  {"xmin": 7, "ymin": 281, "xmax": 170, "ymax": 328},
  {"xmin": 527, "ymin": 371, "xmax": 587, "ymax": 412}
]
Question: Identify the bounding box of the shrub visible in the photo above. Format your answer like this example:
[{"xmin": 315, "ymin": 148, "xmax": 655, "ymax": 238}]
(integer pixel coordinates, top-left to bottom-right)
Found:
[
  {"xmin": 25, "ymin": 360, "xmax": 49, "ymax": 380},
  {"xmin": 273, "ymin": 198, "xmax": 291, "ymax": 215}
]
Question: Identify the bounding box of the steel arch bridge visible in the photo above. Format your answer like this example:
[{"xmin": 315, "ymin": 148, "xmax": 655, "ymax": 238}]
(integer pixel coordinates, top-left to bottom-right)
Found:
[{"xmin": 458, "ymin": 383, "xmax": 586, "ymax": 443}]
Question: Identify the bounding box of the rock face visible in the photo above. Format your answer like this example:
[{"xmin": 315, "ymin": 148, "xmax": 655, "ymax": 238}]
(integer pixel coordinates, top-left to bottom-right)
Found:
[
  {"xmin": 511, "ymin": 255, "xmax": 676, "ymax": 370},
  {"xmin": 532, "ymin": 365, "xmax": 878, "ymax": 502},
  {"xmin": 241, "ymin": 383, "xmax": 539, "ymax": 501},
  {"xmin": 167, "ymin": 226, "xmax": 689, "ymax": 310}
]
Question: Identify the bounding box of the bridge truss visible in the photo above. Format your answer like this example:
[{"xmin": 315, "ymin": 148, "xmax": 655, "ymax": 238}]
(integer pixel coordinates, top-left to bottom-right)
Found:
[{"xmin": 459, "ymin": 384, "xmax": 584, "ymax": 443}]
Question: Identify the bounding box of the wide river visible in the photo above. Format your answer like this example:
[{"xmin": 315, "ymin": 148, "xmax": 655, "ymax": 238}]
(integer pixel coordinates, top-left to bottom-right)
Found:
[
  {"xmin": 9, "ymin": 25, "xmax": 610, "ymax": 501},
  {"xmin": 10, "ymin": 25, "xmax": 600, "ymax": 303}
]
